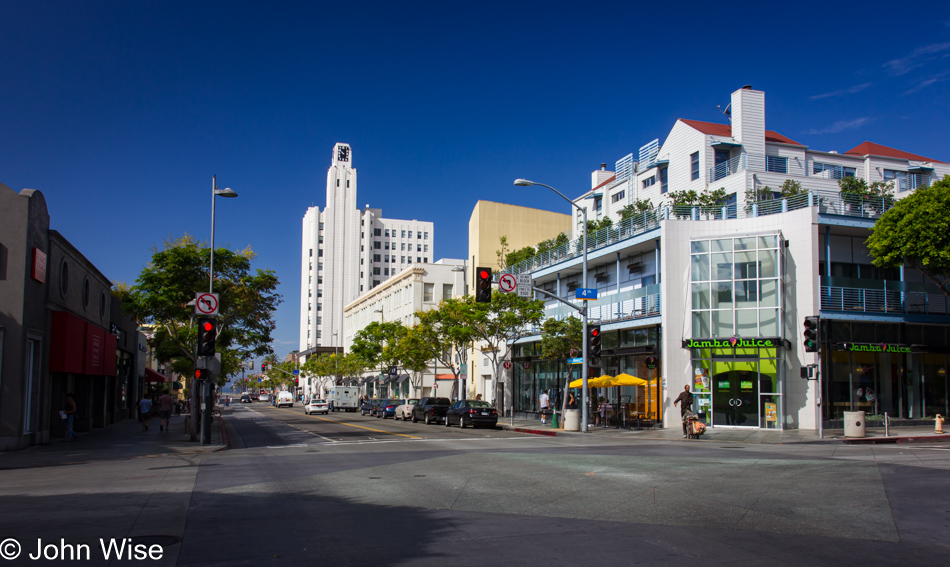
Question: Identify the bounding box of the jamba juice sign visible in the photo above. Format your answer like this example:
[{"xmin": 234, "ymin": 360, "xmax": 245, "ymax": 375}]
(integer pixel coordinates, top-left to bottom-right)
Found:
[
  {"xmin": 683, "ymin": 337, "xmax": 776, "ymax": 348},
  {"xmin": 843, "ymin": 343, "xmax": 911, "ymax": 353}
]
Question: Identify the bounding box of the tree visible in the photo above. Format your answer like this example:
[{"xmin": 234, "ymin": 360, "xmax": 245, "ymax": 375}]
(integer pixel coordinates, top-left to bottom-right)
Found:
[
  {"xmin": 350, "ymin": 321, "xmax": 408, "ymax": 386},
  {"xmin": 619, "ymin": 199, "xmax": 653, "ymax": 220},
  {"xmin": 536, "ymin": 232, "xmax": 569, "ymax": 255},
  {"xmin": 466, "ymin": 293, "xmax": 545, "ymax": 408},
  {"xmin": 414, "ymin": 299, "xmax": 479, "ymax": 399},
  {"xmin": 506, "ymin": 246, "xmax": 537, "ymax": 269},
  {"xmin": 867, "ymin": 176, "xmax": 950, "ymax": 299},
  {"xmin": 116, "ymin": 234, "xmax": 281, "ymax": 440},
  {"xmin": 538, "ymin": 316, "xmax": 583, "ymax": 424},
  {"xmin": 496, "ymin": 236, "xmax": 511, "ymax": 270},
  {"xmin": 394, "ymin": 326, "xmax": 436, "ymax": 395}
]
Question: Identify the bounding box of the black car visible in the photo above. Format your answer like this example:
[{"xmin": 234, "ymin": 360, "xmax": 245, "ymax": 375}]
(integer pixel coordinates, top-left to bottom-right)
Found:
[
  {"xmin": 360, "ymin": 399, "xmax": 381, "ymax": 416},
  {"xmin": 411, "ymin": 397, "xmax": 452, "ymax": 424},
  {"xmin": 445, "ymin": 400, "xmax": 498, "ymax": 428},
  {"xmin": 240, "ymin": 394, "xmax": 252, "ymax": 403}
]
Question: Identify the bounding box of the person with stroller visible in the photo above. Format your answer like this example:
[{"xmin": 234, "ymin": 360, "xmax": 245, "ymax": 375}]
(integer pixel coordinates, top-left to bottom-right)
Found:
[{"xmin": 673, "ymin": 385, "xmax": 694, "ymax": 438}]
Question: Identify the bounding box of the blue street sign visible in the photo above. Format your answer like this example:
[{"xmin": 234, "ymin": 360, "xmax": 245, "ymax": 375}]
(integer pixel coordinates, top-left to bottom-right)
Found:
[
  {"xmin": 258, "ymin": 378, "xmax": 262, "ymax": 382},
  {"xmin": 567, "ymin": 357, "xmax": 583, "ymax": 365},
  {"xmin": 576, "ymin": 288, "xmax": 598, "ymax": 300},
  {"xmin": 293, "ymin": 369, "xmax": 300, "ymax": 375}
]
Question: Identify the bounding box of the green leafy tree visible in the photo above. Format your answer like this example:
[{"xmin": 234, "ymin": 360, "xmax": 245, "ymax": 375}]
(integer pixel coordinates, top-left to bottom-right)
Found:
[
  {"xmin": 619, "ymin": 199, "xmax": 654, "ymax": 220},
  {"xmin": 415, "ymin": 299, "xmax": 479, "ymax": 398},
  {"xmin": 506, "ymin": 246, "xmax": 537, "ymax": 268},
  {"xmin": 538, "ymin": 316, "xmax": 583, "ymax": 423},
  {"xmin": 351, "ymin": 321, "xmax": 408, "ymax": 378},
  {"xmin": 536, "ymin": 232, "xmax": 569, "ymax": 255},
  {"xmin": 394, "ymin": 327, "xmax": 435, "ymax": 394},
  {"xmin": 698, "ymin": 188, "xmax": 729, "ymax": 208},
  {"xmin": 780, "ymin": 179, "xmax": 803, "ymax": 197},
  {"xmin": 867, "ymin": 176, "xmax": 950, "ymax": 299},
  {"xmin": 116, "ymin": 234, "xmax": 280, "ymax": 439},
  {"xmin": 467, "ymin": 293, "xmax": 545, "ymax": 407}
]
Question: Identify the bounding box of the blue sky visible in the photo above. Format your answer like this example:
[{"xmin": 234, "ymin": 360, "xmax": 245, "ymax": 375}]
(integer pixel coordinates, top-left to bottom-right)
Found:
[{"xmin": 3, "ymin": 1, "xmax": 949, "ymax": 362}]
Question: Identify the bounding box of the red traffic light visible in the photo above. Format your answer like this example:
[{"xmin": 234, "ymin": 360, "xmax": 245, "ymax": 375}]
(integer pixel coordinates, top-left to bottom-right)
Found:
[
  {"xmin": 479, "ymin": 270, "xmax": 489, "ymax": 279},
  {"xmin": 590, "ymin": 328, "xmax": 600, "ymax": 337},
  {"xmin": 202, "ymin": 321, "xmax": 214, "ymax": 331}
]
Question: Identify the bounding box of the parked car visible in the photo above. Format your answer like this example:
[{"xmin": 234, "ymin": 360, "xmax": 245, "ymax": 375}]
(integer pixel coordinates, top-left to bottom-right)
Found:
[
  {"xmin": 360, "ymin": 399, "xmax": 381, "ymax": 416},
  {"xmin": 394, "ymin": 398, "xmax": 420, "ymax": 420},
  {"xmin": 276, "ymin": 391, "xmax": 294, "ymax": 408},
  {"xmin": 446, "ymin": 400, "xmax": 498, "ymax": 428},
  {"xmin": 411, "ymin": 397, "xmax": 452, "ymax": 424},
  {"xmin": 240, "ymin": 394, "xmax": 252, "ymax": 403},
  {"xmin": 258, "ymin": 393, "xmax": 271, "ymax": 403},
  {"xmin": 377, "ymin": 399, "xmax": 403, "ymax": 419},
  {"xmin": 305, "ymin": 399, "xmax": 329, "ymax": 415}
]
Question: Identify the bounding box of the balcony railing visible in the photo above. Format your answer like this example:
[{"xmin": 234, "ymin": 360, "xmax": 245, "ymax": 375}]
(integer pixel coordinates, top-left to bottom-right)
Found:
[
  {"xmin": 821, "ymin": 286, "xmax": 949, "ymax": 316},
  {"xmin": 505, "ymin": 191, "xmax": 897, "ymax": 276},
  {"xmin": 710, "ymin": 154, "xmax": 745, "ymax": 181}
]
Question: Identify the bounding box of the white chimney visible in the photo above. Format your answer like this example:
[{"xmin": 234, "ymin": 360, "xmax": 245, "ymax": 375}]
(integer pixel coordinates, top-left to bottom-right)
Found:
[
  {"xmin": 591, "ymin": 163, "xmax": 614, "ymax": 189},
  {"xmin": 731, "ymin": 86, "xmax": 765, "ymax": 159}
]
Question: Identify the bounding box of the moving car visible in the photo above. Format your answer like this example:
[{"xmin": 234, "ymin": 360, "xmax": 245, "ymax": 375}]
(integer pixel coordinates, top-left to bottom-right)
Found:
[
  {"xmin": 411, "ymin": 397, "xmax": 452, "ymax": 424},
  {"xmin": 305, "ymin": 399, "xmax": 329, "ymax": 415},
  {"xmin": 258, "ymin": 393, "xmax": 271, "ymax": 403},
  {"xmin": 394, "ymin": 398, "xmax": 420, "ymax": 420},
  {"xmin": 445, "ymin": 400, "xmax": 498, "ymax": 428},
  {"xmin": 276, "ymin": 391, "xmax": 294, "ymax": 408},
  {"xmin": 240, "ymin": 394, "xmax": 252, "ymax": 403},
  {"xmin": 376, "ymin": 399, "xmax": 403, "ymax": 419}
]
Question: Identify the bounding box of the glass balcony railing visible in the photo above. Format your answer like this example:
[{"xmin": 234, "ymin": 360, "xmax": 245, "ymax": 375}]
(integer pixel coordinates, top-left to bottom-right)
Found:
[{"xmin": 821, "ymin": 286, "xmax": 949, "ymax": 316}]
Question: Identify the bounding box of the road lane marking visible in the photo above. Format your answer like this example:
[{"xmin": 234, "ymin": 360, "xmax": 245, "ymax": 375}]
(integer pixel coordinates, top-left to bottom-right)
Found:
[{"xmin": 272, "ymin": 406, "xmax": 420, "ymax": 439}]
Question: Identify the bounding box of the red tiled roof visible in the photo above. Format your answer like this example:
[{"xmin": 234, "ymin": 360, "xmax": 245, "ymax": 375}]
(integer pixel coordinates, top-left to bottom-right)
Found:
[
  {"xmin": 678, "ymin": 119, "xmax": 805, "ymax": 147},
  {"xmin": 592, "ymin": 175, "xmax": 616, "ymax": 192},
  {"xmin": 844, "ymin": 141, "xmax": 945, "ymax": 164}
]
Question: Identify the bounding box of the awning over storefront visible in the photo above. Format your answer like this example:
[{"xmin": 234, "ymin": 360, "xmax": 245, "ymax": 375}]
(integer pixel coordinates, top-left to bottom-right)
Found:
[
  {"xmin": 396, "ymin": 374, "xmax": 410, "ymax": 383},
  {"xmin": 144, "ymin": 368, "xmax": 169, "ymax": 383},
  {"xmin": 435, "ymin": 374, "xmax": 455, "ymax": 381}
]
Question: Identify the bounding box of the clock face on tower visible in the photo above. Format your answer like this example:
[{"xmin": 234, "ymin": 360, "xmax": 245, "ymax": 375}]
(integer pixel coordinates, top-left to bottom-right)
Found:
[{"xmin": 337, "ymin": 146, "xmax": 350, "ymax": 162}]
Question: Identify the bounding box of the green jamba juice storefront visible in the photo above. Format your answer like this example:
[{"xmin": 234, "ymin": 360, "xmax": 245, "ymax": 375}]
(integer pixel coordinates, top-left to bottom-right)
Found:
[{"xmin": 685, "ymin": 337, "xmax": 786, "ymax": 429}]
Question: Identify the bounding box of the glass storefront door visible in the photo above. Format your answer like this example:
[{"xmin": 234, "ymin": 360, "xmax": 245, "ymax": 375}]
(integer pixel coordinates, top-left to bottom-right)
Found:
[{"xmin": 711, "ymin": 359, "xmax": 759, "ymax": 427}]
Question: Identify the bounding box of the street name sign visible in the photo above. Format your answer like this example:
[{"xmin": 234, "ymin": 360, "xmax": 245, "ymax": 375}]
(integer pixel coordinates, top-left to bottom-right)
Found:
[{"xmin": 575, "ymin": 288, "xmax": 598, "ymax": 300}]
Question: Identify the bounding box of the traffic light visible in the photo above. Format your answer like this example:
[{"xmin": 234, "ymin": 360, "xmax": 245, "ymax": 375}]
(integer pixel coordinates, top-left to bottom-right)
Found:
[
  {"xmin": 588, "ymin": 325, "xmax": 602, "ymax": 363},
  {"xmin": 197, "ymin": 317, "xmax": 217, "ymax": 357},
  {"xmin": 294, "ymin": 377, "xmax": 299, "ymax": 386},
  {"xmin": 803, "ymin": 316, "xmax": 820, "ymax": 352},
  {"xmin": 475, "ymin": 267, "xmax": 492, "ymax": 303},
  {"xmin": 194, "ymin": 368, "xmax": 210, "ymax": 381},
  {"xmin": 261, "ymin": 362, "xmax": 267, "ymax": 373}
]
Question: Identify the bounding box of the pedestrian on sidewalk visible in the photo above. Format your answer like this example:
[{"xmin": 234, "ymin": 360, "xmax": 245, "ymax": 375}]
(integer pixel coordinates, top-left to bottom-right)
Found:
[
  {"xmin": 598, "ymin": 397, "xmax": 609, "ymax": 427},
  {"xmin": 673, "ymin": 385, "xmax": 694, "ymax": 438},
  {"xmin": 64, "ymin": 393, "xmax": 78, "ymax": 441},
  {"xmin": 157, "ymin": 390, "xmax": 174, "ymax": 432},
  {"xmin": 539, "ymin": 389, "xmax": 550, "ymax": 424},
  {"xmin": 138, "ymin": 394, "xmax": 153, "ymax": 431}
]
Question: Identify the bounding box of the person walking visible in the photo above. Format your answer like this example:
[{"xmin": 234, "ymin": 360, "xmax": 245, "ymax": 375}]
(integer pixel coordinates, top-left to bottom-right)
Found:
[
  {"xmin": 539, "ymin": 389, "xmax": 550, "ymax": 425},
  {"xmin": 673, "ymin": 385, "xmax": 694, "ymax": 438},
  {"xmin": 157, "ymin": 390, "xmax": 174, "ymax": 432},
  {"xmin": 598, "ymin": 397, "xmax": 609, "ymax": 427},
  {"xmin": 138, "ymin": 394, "xmax": 153, "ymax": 431},
  {"xmin": 64, "ymin": 393, "xmax": 78, "ymax": 441}
]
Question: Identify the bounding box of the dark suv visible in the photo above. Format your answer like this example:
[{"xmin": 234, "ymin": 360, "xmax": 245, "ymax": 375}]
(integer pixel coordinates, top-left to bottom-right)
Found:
[
  {"xmin": 360, "ymin": 399, "xmax": 381, "ymax": 416},
  {"xmin": 411, "ymin": 397, "xmax": 452, "ymax": 424}
]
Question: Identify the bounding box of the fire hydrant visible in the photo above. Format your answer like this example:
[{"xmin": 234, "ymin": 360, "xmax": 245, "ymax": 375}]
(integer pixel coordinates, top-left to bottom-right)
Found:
[{"xmin": 936, "ymin": 414, "xmax": 945, "ymax": 434}]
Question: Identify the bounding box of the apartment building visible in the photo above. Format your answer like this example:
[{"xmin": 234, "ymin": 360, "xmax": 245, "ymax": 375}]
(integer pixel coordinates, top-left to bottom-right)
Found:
[
  {"xmin": 504, "ymin": 86, "xmax": 950, "ymax": 430},
  {"xmin": 300, "ymin": 143, "xmax": 434, "ymax": 351}
]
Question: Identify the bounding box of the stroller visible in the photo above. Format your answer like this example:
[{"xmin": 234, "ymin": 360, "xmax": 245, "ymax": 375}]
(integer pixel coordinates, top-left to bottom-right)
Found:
[{"xmin": 682, "ymin": 411, "xmax": 706, "ymax": 439}]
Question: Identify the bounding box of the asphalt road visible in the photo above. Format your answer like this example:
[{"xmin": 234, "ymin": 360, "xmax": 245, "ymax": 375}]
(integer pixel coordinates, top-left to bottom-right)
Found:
[{"xmin": 1, "ymin": 404, "xmax": 948, "ymax": 566}]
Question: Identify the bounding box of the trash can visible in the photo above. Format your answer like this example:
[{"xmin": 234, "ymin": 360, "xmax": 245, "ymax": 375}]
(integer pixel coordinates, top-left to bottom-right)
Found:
[
  {"xmin": 563, "ymin": 409, "xmax": 581, "ymax": 431},
  {"xmin": 844, "ymin": 411, "xmax": 866, "ymax": 438},
  {"xmin": 551, "ymin": 410, "xmax": 559, "ymax": 428}
]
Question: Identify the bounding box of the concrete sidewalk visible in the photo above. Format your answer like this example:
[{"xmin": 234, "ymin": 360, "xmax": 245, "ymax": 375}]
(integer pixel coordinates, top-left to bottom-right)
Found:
[
  {"xmin": 0, "ymin": 411, "xmax": 227, "ymax": 470},
  {"xmin": 499, "ymin": 415, "xmax": 948, "ymax": 444}
]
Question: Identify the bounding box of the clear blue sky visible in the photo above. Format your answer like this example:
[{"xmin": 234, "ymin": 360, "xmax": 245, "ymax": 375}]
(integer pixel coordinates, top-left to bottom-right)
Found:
[{"xmin": 3, "ymin": 1, "xmax": 949, "ymax": 361}]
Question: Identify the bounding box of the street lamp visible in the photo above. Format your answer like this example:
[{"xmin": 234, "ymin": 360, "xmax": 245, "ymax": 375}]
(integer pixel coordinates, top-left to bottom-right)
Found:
[
  {"xmin": 210, "ymin": 175, "xmax": 238, "ymax": 293},
  {"xmin": 514, "ymin": 178, "xmax": 590, "ymax": 433}
]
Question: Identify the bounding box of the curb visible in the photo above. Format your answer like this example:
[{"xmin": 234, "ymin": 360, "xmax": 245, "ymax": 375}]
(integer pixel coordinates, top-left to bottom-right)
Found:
[
  {"xmin": 842, "ymin": 433, "xmax": 950, "ymax": 445},
  {"xmin": 510, "ymin": 427, "xmax": 557, "ymax": 437}
]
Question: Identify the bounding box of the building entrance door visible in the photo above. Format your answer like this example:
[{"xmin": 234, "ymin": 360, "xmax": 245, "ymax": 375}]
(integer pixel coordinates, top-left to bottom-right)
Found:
[{"xmin": 711, "ymin": 359, "xmax": 760, "ymax": 427}]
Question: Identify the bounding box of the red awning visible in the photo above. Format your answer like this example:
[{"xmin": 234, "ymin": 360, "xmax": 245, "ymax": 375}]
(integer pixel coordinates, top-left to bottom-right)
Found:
[
  {"xmin": 144, "ymin": 368, "xmax": 169, "ymax": 383},
  {"xmin": 435, "ymin": 374, "xmax": 455, "ymax": 380}
]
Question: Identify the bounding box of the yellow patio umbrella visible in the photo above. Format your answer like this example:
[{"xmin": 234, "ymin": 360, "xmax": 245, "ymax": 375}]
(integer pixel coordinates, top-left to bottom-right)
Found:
[
  {"xmin": 608, "ymin": 373, "xmax": 649, "ymax": 387},
  {"xmin": 568, "ymin": 375, "xmax": 614, "ymax": 388}
]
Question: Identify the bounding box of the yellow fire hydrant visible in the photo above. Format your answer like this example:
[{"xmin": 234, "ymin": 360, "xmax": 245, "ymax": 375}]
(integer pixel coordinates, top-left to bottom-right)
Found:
[{"xmin": 936, "ymin": 414, "xmax": 945, "ymax": 434}]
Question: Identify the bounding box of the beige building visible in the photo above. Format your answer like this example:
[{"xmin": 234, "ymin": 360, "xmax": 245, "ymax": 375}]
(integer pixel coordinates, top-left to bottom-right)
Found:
[{"xmin": 467, "ymin": 201, "xmax": 572, "ymax": 407}]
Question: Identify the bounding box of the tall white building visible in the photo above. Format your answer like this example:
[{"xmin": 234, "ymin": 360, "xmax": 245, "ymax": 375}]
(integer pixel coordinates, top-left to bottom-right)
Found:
[{"xmin": 300, "ymin": 143, "xmax": 435, "ymax": 351}]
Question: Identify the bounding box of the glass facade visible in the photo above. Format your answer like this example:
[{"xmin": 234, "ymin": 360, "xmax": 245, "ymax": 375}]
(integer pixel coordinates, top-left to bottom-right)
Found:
[{"xmin": 690, "ymin": 346, "xmax": 782, "ymax": 429}]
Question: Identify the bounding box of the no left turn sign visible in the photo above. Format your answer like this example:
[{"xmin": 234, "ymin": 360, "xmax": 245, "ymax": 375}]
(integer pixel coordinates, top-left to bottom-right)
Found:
[
  {"xmin": 498, "ymin": 273, "xmax": 517, "ymax": 293},
  {"xmin": 195, "ymin": 292, "xmax": 219, "ymax": 316}
]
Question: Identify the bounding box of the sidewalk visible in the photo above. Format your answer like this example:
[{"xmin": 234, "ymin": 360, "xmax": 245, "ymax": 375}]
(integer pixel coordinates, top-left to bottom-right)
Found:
[
  {"xmin": 0, "ymin": 412, "xmax": 227, "ymax": 470},
  {"xmin": 499, "ymin": 415, "xmax": 949, "ymax": 444}
]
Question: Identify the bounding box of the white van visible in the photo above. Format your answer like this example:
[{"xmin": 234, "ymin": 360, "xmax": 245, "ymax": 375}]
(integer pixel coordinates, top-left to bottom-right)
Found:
[{"xmin": 276, "ymin": 391, "xmax": 294, "ymax": 408}]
